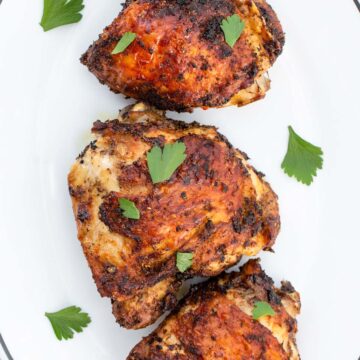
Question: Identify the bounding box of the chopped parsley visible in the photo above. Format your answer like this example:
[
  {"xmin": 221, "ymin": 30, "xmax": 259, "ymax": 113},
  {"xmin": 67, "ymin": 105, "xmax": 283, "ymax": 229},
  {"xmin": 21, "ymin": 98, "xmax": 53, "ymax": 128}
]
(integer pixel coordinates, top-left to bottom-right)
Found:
[
  {"xmin": 252, "ymin": 301, "xmax": 275, "ymax": 320},
  {"xmin": 112, "ymin": 32, "xmax": 136, "ymax": 54},
  {"xmin": 119, "ymin": 198, "xmax": 140, "ymax": 220},
  {"xmin": 176, "ymin": 252, "xmax": 193, "ymax": 272}
]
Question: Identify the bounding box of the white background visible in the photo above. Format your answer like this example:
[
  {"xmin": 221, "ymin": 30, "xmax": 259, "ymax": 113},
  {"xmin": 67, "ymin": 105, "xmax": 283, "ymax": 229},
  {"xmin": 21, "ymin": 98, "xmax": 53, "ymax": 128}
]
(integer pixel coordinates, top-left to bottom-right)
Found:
[{"xmin": 0, "ymin": 0, "xmax": 359, "ymax": 359}]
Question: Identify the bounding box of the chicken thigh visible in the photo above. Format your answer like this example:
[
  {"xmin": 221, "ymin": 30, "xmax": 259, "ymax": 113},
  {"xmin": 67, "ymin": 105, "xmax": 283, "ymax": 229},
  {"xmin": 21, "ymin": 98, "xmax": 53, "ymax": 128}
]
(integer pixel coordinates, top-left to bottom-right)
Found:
[
  {"xmin": 81, "ymin": 0, "xmax": 284, "ymax": 111},
  {"xmin": 68, "ymin": 103, "xmax": 280, "ymax": 328},
  {"xmin": 128, "ymin": 259, "xmax": 301, "ymax": 359}
]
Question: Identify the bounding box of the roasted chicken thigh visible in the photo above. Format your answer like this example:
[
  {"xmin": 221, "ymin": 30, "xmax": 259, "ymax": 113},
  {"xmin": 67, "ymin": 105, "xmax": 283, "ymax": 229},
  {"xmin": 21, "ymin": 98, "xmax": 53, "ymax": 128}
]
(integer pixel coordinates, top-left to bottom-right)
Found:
[
  {"xmin": 128, "ymin": 259, "xmax": 301, "ymax": 360},
  {"xmin": 68, "ymin": 103, "xmax": 280, "ymax": 329},
  {"xmin": 81, "ymin": 0, "xmax": 284, "ymax": 111}
]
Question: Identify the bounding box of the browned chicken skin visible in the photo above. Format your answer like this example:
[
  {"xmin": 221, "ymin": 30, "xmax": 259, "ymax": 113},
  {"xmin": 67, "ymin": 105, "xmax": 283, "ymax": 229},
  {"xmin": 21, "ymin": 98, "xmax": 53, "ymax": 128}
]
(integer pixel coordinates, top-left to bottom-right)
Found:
[
  {"xmin": 81, "ymin": 0, "xmax": 284, "ymax": 111},
  {"xmin": 128, "ymin": 259, "xmax": 301, "ymax": 360},
  {"xmin": 68, "ymin": 103, "xmax": 280, "ymax": 328}
]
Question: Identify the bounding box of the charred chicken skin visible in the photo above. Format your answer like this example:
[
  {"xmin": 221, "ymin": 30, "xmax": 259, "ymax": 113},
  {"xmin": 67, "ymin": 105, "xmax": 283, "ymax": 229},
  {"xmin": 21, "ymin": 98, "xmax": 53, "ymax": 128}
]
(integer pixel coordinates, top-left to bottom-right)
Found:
[
  {"xmin": 81, "ymin": 0, "xmax": 285, "ymax": 111},
  {"xmin": 128, "ymin": 259, "xmax": 301, "ymax": 360},
  {"xmin": 68, "ymin": 103, "xmax": 280, "ymax": 329}
]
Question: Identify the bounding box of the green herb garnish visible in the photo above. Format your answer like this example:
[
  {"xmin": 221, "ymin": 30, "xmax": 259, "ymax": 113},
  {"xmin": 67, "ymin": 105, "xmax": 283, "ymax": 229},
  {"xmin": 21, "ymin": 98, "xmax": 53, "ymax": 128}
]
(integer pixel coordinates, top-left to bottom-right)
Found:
[
  {"xmin": 176, "ymin": 252, "xmax": 193, "ymax": 272},
  {"xmin": 252, "ymin": 301, "xmax": 275, "ymax": 320},
  {"xmin": 220, "ymin": 14, "xmax": 245, "ymax": 48},
  {"xmin": 45, "ymin": 306, "xmax": 91, "ymax": 340},
  {"xmin": 147, "ymin": 141, "xmax": 187, "ymax": 184},
  {"xmin": 40, "ymin": 0, "xmax": 84, "ymax": 32},
  {"xmin": 111, "ymin": 32, "xmax": 136, "ymax": 54},
  {"xmin": 281, "ymin": 126, "xmax": 323, "ymax": 185},
  {"xmin": 119, "ymin": 198, "xmax": 140, "ymax": 220}
]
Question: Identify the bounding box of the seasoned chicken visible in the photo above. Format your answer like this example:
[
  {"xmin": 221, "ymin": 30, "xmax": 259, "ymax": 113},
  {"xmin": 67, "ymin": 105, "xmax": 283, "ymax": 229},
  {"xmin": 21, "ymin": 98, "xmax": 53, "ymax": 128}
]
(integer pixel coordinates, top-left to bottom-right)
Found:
[
  {"xmin": 68, "ymin": 103, "xmax": 280, "ymax": 329},
  {"xmin": 81, "ymin": 0, "xmax": 284, "ymax": 111},
  {"xmin": 128, "ymin": 259, "xmax": 301, "ymax": 360}
]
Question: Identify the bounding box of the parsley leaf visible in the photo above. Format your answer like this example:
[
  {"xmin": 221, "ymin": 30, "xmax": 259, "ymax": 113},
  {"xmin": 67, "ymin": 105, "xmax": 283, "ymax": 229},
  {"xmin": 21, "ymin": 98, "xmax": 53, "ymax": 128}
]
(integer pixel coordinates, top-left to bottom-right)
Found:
[
  {"xmin": 147, "ymin": 141, "xmax": 187, "ymax": 184},
  {"xmin": 40, "ymin": 0, "xmax": 84, "ymax": 32},
  {"xmin": 281, "ymin": 126, "xmax": 323, "ymax": 185},
  {"xmin": 252, "ymin": 301, "xmax": 275, "ymax": 320},
  {"xmin": 220, "ymin": 14, "xmax": 245, "ymax": 48},
  {"xmin": 112, "ymin": 32, "xmax": 136, "ymax": 54},
  {"xmin": 176, "ymin": 252, "xmax": 193, "ymax": 272},
  {"xmin": 119, "ymin": 198, "xmax": 140, "ymax": 220},
  {"xmin": 45, "ymin": 306, "xmax": 91, "ymax": 340}
]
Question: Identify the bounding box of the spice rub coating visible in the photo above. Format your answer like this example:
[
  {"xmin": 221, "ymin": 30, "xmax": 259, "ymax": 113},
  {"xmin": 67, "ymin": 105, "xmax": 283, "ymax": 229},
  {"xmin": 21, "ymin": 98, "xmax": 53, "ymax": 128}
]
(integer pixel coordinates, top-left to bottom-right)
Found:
[
  {"xmin": 81, "ymin": 0, "xmax": 285, "ymax": 111},
  {"xmin": 128, "ymin": 259, "xmax": 301, "ymax": 360},
  {"xmin": 68, "ymin": 103, "xmax": 280, "ymax": 329}
]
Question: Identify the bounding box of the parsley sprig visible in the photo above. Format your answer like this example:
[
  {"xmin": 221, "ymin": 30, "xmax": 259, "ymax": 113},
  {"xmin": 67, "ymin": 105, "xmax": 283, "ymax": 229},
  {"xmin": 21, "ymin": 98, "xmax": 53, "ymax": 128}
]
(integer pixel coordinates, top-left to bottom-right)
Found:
[
  {"xmin": 147, "ymin": 142, "xmax": 187, "ymax": 184},
  {"xmin": 40, "ymin": 0, "xmax": 84, "ymax": 32},
  {"xmin": 221, "ymin": 14, "xmax": 245, "ymax": 48},
  {"xmin": 282, "ymin": 126, "xmax": 323, "ymax": 185},
  {"xmin": 45, "ymin": 306, "xmax": 91, "ymax": 340}
]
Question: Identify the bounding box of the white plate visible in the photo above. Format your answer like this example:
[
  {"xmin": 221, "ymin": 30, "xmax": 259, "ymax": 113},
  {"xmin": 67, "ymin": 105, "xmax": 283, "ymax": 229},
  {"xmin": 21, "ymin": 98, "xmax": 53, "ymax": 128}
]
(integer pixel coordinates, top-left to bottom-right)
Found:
[{"xmin": 0, "ymin": 0, "xmax": 359, "ymax": 359}]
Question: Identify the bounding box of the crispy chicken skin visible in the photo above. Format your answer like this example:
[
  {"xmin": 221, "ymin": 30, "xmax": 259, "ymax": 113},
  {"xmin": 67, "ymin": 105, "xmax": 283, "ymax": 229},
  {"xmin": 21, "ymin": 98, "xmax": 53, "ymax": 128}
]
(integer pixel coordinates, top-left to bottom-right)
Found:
[
  {"xmin": 81, "ymin": 0, "xmax": 284, "ymax": 111},
  {"xmin": 68, "ymin": 103, "xmax": 280, "ymax": 328},
  {"xmin": 128, "ymin": 259, "xmax": 301, "ymax": 360}
]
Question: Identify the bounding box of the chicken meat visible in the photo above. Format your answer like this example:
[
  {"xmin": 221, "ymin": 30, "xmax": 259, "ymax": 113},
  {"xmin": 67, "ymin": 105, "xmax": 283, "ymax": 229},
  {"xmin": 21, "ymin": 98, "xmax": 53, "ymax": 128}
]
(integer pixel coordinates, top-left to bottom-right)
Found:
[
  {"xmin": 128, "ymin": 259, "xmax": 301, "ymax": 360},
  {"xmin": 81, "ymin": 0, "xmax": 284, "ymax": 111},
  {"xmin": 68, "ymin": 103, "xmax": 280, "ymax": 329}
]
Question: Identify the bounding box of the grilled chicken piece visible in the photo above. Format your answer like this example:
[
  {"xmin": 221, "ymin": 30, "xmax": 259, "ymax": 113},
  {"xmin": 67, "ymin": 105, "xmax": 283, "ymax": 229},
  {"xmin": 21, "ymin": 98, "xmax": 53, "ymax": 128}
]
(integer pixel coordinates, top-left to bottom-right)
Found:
[
  {"xmin": 68, "ymin": 103, "xmax": 280, "ymax": 329},
  {"xmin": 128, "ymin": 259, "xmax": 301, "ymax": 360},
  {"xmin": 81, "ymin": 0, "xmax": 284, "ymax": 111}
]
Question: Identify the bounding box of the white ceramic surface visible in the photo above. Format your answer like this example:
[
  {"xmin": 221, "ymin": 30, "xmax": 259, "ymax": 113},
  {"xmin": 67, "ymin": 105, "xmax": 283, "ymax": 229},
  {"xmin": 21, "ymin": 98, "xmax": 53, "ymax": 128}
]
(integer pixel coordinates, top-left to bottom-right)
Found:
[{"xmin": 0, "ymin": 0, "xmax": 359, "ymax": 359}]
